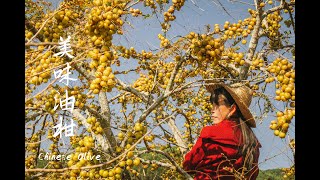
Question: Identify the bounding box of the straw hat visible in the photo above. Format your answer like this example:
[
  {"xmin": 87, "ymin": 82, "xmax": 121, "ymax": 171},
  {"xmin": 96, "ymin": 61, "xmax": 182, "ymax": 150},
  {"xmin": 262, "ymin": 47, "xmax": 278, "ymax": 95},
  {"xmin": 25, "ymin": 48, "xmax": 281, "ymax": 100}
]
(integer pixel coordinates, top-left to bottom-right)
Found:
[{"xmin": 205, "ymin": 80, "xmax": 256, "ymax": 128}]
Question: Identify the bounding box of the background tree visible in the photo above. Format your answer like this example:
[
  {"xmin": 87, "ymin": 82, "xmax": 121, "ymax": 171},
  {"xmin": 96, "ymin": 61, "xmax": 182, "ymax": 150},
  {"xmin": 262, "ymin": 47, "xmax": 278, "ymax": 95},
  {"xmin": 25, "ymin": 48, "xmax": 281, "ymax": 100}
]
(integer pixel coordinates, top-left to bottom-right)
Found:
[{"xmin": 25, "ymin": 0, "xmax": 295, "ymax": 179}]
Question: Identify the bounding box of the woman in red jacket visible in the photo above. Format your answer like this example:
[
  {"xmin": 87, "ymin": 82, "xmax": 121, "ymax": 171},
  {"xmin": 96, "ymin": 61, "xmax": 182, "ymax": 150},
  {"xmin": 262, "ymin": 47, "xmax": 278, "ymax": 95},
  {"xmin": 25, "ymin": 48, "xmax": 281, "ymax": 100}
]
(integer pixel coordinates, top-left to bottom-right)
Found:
[{"xmin": 182, "ymin": 82, "xmax": 261, "ymax": 180}]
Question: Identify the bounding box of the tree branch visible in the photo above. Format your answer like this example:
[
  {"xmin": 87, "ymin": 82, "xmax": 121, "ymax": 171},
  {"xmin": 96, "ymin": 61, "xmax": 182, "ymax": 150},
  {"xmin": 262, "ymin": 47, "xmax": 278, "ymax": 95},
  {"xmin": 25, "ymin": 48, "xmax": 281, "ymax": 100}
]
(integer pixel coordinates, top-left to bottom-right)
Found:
[
  {"xmin": 98, "ymin": 91, "xmax": 117, "ymax": 153},
  {"xmin": 146, "ymin": 149, "xmax": 193, "ymax": 180},
  {"xmin": 164, "ymin": 112, "xmax": 188, "ymax": 155},
  {"xmin": 262, "ymin": 1, "xmax": 295, "ymax": 18},
  {"xmin": 239, "ymin": 0, "xmax": 263, "ymax": 80},
  {"xmin": 115, "ymin": 77, "xmax": 153, "ymax": 104},
  {"xmin": 72, "ymin": 109, "xmax": 111, "ymax": 153}
]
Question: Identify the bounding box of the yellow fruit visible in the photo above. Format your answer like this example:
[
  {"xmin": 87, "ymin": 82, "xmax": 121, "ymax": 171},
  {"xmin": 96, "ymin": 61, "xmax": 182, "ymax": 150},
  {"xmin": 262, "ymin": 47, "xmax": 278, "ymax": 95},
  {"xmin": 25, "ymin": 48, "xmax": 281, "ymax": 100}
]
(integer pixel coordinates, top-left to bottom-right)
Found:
[
  {"xmin": 133, "ymin": 158, "xmax": 141, "ymax": 166},
  {"xmin": 270, "ymin": 123, "xmax": 278, "ymax": 130},
  {"xmin": 118, "ymin": 132, "xmax": 124, "ymax": 139},
  {"xmin": 93, "ymin": 89, "xmax": 100, "ymax": 94},
  {"xmin": 119, "ymin": 161, "xmax": 126, "ymax": 167},
  {"xmin": 100, "ymin": 55, "xmax": 107, "ymax": 62},
  {"xmin": 126, "ymin": 159, "xmax": 133, "ymax": 166},
  {"xmin": 282, "ymin": 123, "xmax": 289, "ymax": 130},
  {"xmin": 127, "ymin": 151, "xmax": 134, "ymax": 158},
  {"xmin": 115, "ymin": 167, "xmax": 122, "ymax": 174},
  {"xmin": 279, "ymin": 131, "xmax": 286, "ymax": 138},
  {"xmin": 102, "ymin": 170, "xmax": 109, "ymax": 178}
]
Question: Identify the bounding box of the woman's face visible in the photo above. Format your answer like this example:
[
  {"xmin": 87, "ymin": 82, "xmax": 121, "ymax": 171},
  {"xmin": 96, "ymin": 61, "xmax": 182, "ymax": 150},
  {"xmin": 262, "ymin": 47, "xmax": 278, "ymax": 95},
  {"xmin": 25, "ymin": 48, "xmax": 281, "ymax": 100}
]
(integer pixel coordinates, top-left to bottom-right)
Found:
[{"xmin": 211, "ymin": 95, "xmax": 232, "ymax": 124}]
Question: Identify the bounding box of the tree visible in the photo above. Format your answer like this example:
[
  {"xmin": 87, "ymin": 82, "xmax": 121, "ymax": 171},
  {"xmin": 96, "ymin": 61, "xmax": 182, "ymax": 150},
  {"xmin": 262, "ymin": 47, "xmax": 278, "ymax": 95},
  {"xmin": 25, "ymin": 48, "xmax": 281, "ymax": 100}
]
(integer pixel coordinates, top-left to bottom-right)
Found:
[{"xmin": 25, "ymin": 0, "xmax": 295, "ymax": 179}]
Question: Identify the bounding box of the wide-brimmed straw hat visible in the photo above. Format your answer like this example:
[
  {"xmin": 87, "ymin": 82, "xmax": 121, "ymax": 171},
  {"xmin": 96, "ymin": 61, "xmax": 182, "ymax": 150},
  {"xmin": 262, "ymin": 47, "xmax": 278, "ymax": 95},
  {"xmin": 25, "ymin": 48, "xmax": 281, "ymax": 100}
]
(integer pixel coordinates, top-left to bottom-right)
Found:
[{"xmin": 205, "ymin": 80, "xmax": 256, "ymax": 128}]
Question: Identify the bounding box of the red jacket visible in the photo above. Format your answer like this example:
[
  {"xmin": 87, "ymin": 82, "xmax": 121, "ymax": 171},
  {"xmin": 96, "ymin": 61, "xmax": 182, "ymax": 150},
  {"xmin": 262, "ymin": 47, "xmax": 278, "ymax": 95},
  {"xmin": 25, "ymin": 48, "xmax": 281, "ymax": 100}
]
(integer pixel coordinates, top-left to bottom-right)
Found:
[{"xmin": 182, "ymin": 120, "xmax": 261, "ymax": 180}]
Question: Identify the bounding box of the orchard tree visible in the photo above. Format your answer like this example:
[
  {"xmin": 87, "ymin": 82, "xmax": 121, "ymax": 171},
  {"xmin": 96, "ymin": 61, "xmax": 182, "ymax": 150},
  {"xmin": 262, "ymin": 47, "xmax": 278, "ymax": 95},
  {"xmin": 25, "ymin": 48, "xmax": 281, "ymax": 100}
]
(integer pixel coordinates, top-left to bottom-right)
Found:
[{"xmin": 25, "ymin": 0, "xmax": 295, "ymax": 179}]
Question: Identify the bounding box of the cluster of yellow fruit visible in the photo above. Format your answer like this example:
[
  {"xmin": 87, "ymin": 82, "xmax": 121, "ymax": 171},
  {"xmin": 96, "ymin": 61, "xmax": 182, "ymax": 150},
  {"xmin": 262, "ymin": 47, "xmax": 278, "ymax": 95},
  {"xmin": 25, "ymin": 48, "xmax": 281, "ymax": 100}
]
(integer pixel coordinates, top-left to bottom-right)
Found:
[
  {"xmin": 138, "ymin": 49, "xmax": 153, "ymax": 63},
  {"xmin": 70, "ymin": 86, "xmax": 89, "ymax": 109},
  {"xmin": 26, "ymin": 89, "xmax": 60, "ymax": 115},
  {"xmin": 128, "ymin": 7, "xmax": 142, "ymax": 17},
  {"xmin": 76, "ymin": 136, "xmax": 95, "ymax": 153},
  {"xmin": 132, "ymin": 74, "xmax": 155, "ymax": 93},
  {"xmin": 25, "ymin": 30, "xmax": 34, "ymax": 40},
  {"xmin": 222, "ymin": 19, "xmax": 255, "ymax": 40},
  {"xmin": 143, "ymin": 0, "xmax": 157, "ymax": 9},
  {"xmin": 158, "ymin": 34, "xmax": 171, "ymax": 48},
  {"xmin": 251, "ymin": 84, "xmax": 259, "ymax": 91},
  {"xmin": 164, "ymin": 6, "xmax": 176, "ymax": 22},
  {"xmin": 88, "ymin": 50, "xmax": 116, "ymax": 94},
  {"xmin": 213, "ymin": 23, "xmax": 221, "ymax": 34},
  {"xmin": 26, "ymin": 50, "xmax": 63, "ymax": 86},
  {"xmin": 282, "ymin": 166, "xmax": 295, "ymax": 179},
  {"xmin": 267, "ymin": 58, "xmax": 295, "ymax": 102},
  {"xmin": 226, "ymin": 51, "xmax": 246, "ymax": 66},
  {"xmin": 47, "ymin": 126, "xmax": 60, "ymax": 142},
  {"xmin": 172, "ymin": 0, "xmax": 185, "ymax": 11},
  {"xmin": 188, "ymin": 32, "xmax": 225, "ymax": 63},
  {"xmin": 109, "ymin": 149, "xmax": 141, "ymax": 178},
  {"xmin": 44, "ymin": 90, "xmax": 60, "ymax": 114},
  {"xmin": 46, "ymin": 142, "xmax": 62, "ymax": 169},
  {"xmin": 263, "ymin": 11, "xmax": 282, "ymax": 38},
  {"xmin": 183, "ymin": 110, "xmax": 197, "ymax": 128},
  {"xmin": 144, "ymin": 134, "xmax": 155, "ymax": 142},
  {"xmin": 269, "ymin": 109, "xmax": 295, "ymax": 138},
  {"xmin": 289, "ymin": 139, "xmax": 295, "ymax": 149},
  {"xmin": 97, "ymin": 166, "xmax": 123, "ymax": 179},
  {"xmin": 116, "ymin": 46, "xmax": 137, "ymax": 59},
  {"xmin": 86, "ymin": 116, "xmax": 104, "ymax": 134},
  {"xmin": 117, "ymin": 122, "xmax": 147, "ymax": 146},
  {"xmin": 159, "ymin": 62, "xmax": 179, "ymax": 89},
  {"xmin": 155, "ymin": 0, "xmax": 169, "ymax": 4},
  {"xmin": 208, "ymin": 69, "xmax": 230, "ymax": 79},
  {"xmin": 190, "ymin": 90, "xmax": 212, "ymax": 124},
  {"xmin": 161, "ymin": 22, "xmax": 172, "ymax": 32},
  {"xmin": 26, "ymin": 134, "xmax": 39, "ymax": 153},
  {"xmin": 66, "ymin": 136, "xmax": 102, "ymax": 179},
  {"xmin": 70, "ymin": 136, "xmax": 81, "ymax": 146},
  {"xmin": 133, "ymin": 122, "xmax": 147, "ymax": 140},
  {"xmin": 251, "ymin": 57, "xmax": 266, "ymax": 69},
  {"xmin": 85, "ymin": 2, "xmax": 124, "ymax": 47},
  {"xmin": 36, "ymin": 8, "xmax": 79, "ymax": 42},
  {"xmin": 284, "ymin": 3, "xmax": 295, "ymax": 13},
  {"xmin": 25, "ymin": 134, "xmax": 40, "ymax": 169},
  {"xmin": 25, "ymin": 154, "xmax": 37, "ymax": 169}
]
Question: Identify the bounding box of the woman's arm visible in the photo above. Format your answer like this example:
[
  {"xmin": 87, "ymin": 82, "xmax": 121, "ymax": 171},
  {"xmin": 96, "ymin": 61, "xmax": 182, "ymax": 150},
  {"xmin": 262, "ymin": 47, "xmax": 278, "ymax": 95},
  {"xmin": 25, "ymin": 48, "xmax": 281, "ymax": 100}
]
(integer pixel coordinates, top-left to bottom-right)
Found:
[{"xmin": 182, "ymin": 128, "xmax": 207, "ymax": 171}]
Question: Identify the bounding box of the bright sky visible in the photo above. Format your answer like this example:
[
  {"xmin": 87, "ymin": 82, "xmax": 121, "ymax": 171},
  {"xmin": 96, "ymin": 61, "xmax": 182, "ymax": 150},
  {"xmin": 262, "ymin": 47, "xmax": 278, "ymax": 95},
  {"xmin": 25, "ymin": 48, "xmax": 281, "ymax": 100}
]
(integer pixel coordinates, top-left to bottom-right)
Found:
[{"xmin": 32, "ymin": 0, "xmax": 295, "ymax": 171}]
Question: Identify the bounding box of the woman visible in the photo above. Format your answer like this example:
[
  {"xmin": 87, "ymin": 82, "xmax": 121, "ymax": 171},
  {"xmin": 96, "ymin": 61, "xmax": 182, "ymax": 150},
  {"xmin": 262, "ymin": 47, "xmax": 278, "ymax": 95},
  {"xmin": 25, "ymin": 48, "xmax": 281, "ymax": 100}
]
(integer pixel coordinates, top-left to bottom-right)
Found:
[{"xmin": 182, "ymin": 82, "xmax": 261, "ymax": 180}]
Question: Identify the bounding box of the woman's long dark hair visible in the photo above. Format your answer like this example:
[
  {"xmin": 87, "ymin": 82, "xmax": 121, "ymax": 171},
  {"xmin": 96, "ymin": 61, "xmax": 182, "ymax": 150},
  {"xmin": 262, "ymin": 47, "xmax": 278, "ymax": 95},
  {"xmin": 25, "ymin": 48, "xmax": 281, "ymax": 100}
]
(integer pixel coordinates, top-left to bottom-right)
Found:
[{"xmin": 210, "ymin": 87, "xmax": 260, "ymax": 171}]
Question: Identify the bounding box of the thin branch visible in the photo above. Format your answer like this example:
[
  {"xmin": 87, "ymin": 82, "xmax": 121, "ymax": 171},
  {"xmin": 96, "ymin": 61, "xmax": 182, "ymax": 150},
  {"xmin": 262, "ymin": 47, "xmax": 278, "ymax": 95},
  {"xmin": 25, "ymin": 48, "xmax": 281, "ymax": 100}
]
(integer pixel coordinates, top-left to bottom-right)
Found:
[
  {"xmin": 138, "ymin": 157, "xmax": 175, "ymax": 169},
  {"xmin": 115, "ymin": 77, "xmax": 152, "ymax": 104},
  {"xmin": 98, "ymin": 91, "xmax": 117, "ymax": 154},
  {"xmin": 27, "ymin": 8, "xmax": 65, "ymax": 43},
  {"xmin": 72, "ymin": 109, "xmax": 111, "ymax": 152},
  {"xmin": 212, "ymin": 0, "xmax": 235, "ymax": 20},
  {"xmin": 287, "ymin": 5, "xmax": 295, "ymax": 34},
  {"xmin": 262, "ymin": 1, "xmax": 295, "ymax": 17},
  {"xmin": 239, "ymin": 0, "xmax": 264, "ymax": 80},
  {"xmin": 25, "ymin": 78, "xmax": 58, "ymax": 103},
  {"xmin": 146, "ymin": 148, "xmax": 193, "ymax": 180},
  {"xmin": 26, "ymin": 55, "xmax": 87, "ymax": 79},
  {"xmin": 165, "ymin": 58, "xmax": 184, "ymax": 94},
  {"xmin": 228, "ymin": 0, "xmax": 255, "ymax": 6},
  {"xmin": 25, "ymin": 42, "xmax": 88, "ymax": 50},
  {"xmin": 124, "ymin": 0, "xmax": 140, "ymax": 10}
]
